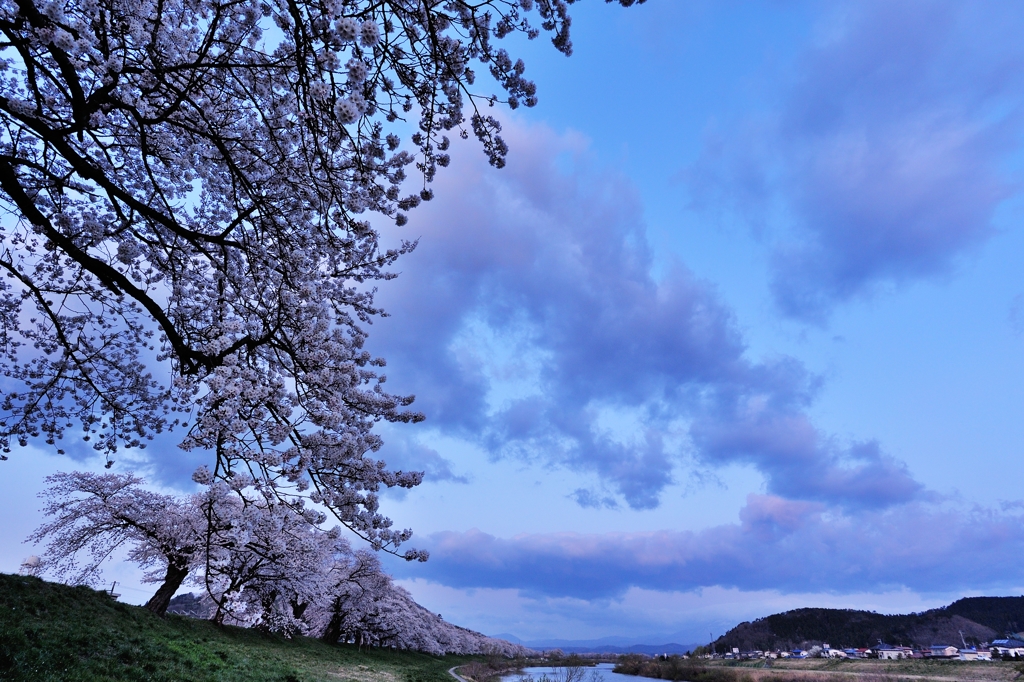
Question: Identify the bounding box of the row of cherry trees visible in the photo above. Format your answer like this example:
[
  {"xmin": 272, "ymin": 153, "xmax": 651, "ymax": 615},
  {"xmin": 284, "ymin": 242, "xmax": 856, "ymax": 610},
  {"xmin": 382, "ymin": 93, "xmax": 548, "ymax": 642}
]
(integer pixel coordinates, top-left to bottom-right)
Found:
[
  {"xmin": 28, "ymin": 470, "xmax": 528, "ymax": 655},
  {"xmin": 4, "ymin": 0, "xmax": 644, "ymax": 657},
  {"xmin": 2, "ymin": 0, "xmax": 646, "ymax": 652}
]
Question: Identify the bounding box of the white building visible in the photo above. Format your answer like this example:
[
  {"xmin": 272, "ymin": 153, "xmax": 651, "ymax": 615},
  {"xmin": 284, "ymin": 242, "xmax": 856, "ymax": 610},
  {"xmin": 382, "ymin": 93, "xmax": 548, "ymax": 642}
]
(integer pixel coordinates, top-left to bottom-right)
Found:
[
  {"xmin": 876, "ymin": 643, "xmax": 914, "ymax": 660},
  {"xmin": 991, "ymin": 639, "xmax": 1024, "ymax": 658}
]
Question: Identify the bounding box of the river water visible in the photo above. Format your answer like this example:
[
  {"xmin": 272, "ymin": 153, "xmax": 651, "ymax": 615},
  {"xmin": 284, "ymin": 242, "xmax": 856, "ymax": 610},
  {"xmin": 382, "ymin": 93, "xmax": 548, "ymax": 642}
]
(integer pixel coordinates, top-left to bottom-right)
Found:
[{"xmin": 502, "ymin": 663, "xmax": 642, "ymax": 682}]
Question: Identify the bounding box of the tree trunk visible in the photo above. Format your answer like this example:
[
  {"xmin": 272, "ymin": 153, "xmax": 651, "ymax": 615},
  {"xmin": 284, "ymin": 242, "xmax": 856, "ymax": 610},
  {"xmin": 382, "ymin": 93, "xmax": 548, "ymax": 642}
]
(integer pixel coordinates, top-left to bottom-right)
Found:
[
  {"xmin": 143, "ymin": 561, "xmax": 189, "ymax": 616},
  {"xmin": 321, "ymin": 615, "xmax": 342, "ymax": 644},
  {"xmin": 320, "ymin": 598, "xmax": 344, "ymax": 643}
]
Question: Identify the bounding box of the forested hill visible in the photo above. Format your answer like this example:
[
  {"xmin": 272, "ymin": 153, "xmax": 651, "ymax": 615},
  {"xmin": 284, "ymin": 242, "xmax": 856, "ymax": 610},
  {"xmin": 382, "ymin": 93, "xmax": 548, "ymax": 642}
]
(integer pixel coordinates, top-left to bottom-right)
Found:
[
  {"xmin": 944, "ymin": 597, "xmax": 1024, "ymax": 634},
  {"xmin": 712, "ymin": 597, "xmax": 1024, "ymax": 652}
]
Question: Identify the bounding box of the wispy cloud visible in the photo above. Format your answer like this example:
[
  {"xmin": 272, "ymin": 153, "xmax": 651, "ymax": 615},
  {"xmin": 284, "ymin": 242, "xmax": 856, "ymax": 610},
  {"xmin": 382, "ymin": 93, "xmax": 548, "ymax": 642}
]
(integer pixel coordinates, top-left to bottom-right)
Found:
[{"xmin": 685, "ymin": 0, "xmax": 1024, "ymax": 322}]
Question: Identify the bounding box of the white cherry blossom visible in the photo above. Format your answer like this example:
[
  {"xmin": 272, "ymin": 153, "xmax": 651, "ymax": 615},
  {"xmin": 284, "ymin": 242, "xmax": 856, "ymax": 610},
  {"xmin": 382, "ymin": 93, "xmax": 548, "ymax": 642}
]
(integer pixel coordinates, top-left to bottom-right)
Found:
[{"xmin": 0, "ymin": 0, "xmax": 645, "ymax": 556}]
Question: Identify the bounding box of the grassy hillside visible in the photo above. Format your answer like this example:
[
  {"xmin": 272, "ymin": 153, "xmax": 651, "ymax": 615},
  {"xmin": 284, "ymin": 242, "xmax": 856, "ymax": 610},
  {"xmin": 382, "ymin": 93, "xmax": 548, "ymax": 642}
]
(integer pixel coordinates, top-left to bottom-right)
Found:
[{"xmin": 0, "ymin": 573, "xmax": 484, "ymax": 682}]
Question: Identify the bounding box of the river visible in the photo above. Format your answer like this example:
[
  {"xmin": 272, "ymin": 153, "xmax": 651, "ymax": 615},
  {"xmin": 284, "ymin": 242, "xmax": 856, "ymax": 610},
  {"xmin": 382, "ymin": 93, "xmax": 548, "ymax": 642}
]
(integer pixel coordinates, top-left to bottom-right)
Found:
[{"xmin": 502, "ymin": 663, "xmax": 643, "ymax": 682}]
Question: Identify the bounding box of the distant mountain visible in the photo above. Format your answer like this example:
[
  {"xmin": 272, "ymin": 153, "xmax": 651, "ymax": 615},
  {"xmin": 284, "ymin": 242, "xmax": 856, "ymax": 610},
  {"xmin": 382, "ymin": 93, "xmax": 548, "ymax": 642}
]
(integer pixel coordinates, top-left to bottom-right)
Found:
[
  {"xmin": 491, "ymin": 633, "xmax": 525, "ymax": 645},
  {"xmin": 523, "ymin": 636, "xmax": 646, "ymax": 649},
  {"xmin": 486, "ymin": 634, "xmax": 702, "ymax": 654},
  {"xmin": 712, "ymin": 596, "xmax": 1024, "ymax": 652},
  {"xmin": 570, "ymin": 644, "xmax": 699, "ymax": 655}
]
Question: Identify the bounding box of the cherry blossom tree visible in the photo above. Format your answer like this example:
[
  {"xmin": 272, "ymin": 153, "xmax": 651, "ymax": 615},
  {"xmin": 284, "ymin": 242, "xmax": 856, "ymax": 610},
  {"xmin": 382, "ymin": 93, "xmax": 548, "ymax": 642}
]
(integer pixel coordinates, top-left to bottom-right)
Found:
[
  {"xmin": 348, "ymin": 583, "xmax": 530, "ymax": 655},
  {"xmin": 30, "ymin": 469, "xmax": 364, "ymax": 625},
  {"xmin": 28, "ymin": 470, "xmax": 204, "ymax": 615},
  {"xmin": 195, "ymin": 479, "xmax": 349, "ymax": 627},
  {"xmin": 33, "ymin": 470, "xmax": 530, "ymax": 653},
  {"xmin": 244, "ymin": 526, "xmax": 355, "ymax": 636},
  {"xmin": 0, "ymin": 0, "xmax": 646, "ymax": 558},
  {"xmin": 312, "ymin": 545, "xmax": 394, "ymax": 645},
  {"xmin": 309, "ymin": 547, "xmax": 529, "ymax": 654}
]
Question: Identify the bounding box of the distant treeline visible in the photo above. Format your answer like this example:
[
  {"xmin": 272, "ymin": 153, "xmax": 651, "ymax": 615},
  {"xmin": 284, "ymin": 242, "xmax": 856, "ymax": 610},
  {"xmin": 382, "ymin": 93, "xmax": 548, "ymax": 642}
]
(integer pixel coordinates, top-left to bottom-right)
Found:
[{"xmin": 712, "ymin": 597, "xmax": 1024, "ymax": 652}]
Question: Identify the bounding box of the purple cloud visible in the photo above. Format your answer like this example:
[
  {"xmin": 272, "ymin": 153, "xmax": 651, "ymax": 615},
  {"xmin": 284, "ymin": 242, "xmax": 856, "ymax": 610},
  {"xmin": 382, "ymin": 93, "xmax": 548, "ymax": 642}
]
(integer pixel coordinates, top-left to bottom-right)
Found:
[
  {"xmin": 371, "ymin": 119, "xmax": 924, "ymax": 511},
  {"xmin": 691, "ymin": 403, "xmax": 923, "ymax": 509},
  {"xmin": 687, "ymin": 0, "xmax": 1024, "ymax": 321},
  {"xmin": 392, "ymin": 494, "xmax": 1024, "ymax": 598}
]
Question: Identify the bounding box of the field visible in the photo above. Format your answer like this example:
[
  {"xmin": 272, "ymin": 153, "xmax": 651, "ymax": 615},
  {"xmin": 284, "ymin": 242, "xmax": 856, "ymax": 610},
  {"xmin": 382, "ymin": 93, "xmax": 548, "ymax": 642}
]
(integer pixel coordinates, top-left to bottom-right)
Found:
[
  {"xmin": 0, "ymin": 573, "xmax": 494, "ymax": 682},
  {"xmin": 693, "ymin": 658, "xmax": 1023, "ymax": 682}
]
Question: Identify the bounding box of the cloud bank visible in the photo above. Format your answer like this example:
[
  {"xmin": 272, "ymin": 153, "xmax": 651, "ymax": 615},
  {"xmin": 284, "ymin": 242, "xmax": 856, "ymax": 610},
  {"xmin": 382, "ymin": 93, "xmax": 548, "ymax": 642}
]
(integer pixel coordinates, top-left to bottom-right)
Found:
[
  {"xmin": 393, "ymin": 494, "xmax": 1024, "ymax": 599},
  {"xmin": 394, "ymin": 578, "xmax": 952, "ymax": 643}
]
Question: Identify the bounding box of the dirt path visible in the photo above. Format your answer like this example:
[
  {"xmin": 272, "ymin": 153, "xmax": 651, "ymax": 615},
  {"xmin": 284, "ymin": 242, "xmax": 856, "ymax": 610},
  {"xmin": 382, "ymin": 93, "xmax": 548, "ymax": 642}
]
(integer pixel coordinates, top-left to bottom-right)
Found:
[
  {"xmin": 450, "ymin": 667, "xmax": 473, "ymax": 682},
  {"xmin": 324, "ymin": 664, "xmax": 400, "ymax": 681}
]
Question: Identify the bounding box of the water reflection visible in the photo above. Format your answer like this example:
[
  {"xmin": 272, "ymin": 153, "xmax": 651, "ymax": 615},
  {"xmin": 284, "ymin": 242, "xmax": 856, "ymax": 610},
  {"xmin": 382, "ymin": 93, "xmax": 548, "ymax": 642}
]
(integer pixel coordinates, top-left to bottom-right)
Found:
[{"xmin": 502, "ymin": 663, "xmax": 642, "ymax": 682}]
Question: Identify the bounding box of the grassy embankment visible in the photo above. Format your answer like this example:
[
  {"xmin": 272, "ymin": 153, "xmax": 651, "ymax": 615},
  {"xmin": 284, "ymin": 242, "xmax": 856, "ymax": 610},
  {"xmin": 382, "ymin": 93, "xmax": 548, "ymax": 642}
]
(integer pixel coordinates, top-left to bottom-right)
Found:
[
  {"xmin": 0, "ymin": 573, "xmax": 519, "ymax": 682},
  {"xmin": 615, "ymin": 654, "xmax": 1024, "ymax": 682}
]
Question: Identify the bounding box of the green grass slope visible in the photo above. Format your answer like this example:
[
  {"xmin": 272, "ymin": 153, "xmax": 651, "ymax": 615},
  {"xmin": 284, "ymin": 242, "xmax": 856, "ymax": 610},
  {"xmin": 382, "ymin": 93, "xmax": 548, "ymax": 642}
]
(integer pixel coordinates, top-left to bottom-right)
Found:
[{"xmin": 0, "ymin": 573, "xmax": 471, "ymax": 682}]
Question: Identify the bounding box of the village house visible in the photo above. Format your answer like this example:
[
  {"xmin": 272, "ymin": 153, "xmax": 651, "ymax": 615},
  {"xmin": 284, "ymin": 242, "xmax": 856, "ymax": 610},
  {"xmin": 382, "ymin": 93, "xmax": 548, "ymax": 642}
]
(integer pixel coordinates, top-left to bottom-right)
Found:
[
  {"xmin": 992, "ymin": 639, "xmax": 1024, "ymax": 658},
  {"xmin": 957, "ymin": 647, "xmax": 993, "ymax": 661},
  {"xmin": 823, "ymin": 644, "xmax": 847, "ymax": 658},
  {"xmin": 876, "ymin": 643, "xmax": 914, "ymax": 659}
]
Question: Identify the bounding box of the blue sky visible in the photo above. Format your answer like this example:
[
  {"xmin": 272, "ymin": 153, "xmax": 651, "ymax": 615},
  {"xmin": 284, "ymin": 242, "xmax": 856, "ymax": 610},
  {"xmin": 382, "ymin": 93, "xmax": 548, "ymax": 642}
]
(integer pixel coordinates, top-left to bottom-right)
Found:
[{"xmin": 6, "ymin": 0, "xmax": 1024, "ymax": 645}]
